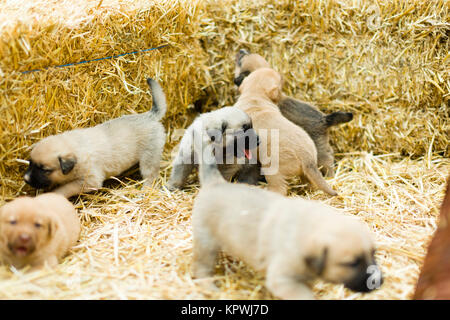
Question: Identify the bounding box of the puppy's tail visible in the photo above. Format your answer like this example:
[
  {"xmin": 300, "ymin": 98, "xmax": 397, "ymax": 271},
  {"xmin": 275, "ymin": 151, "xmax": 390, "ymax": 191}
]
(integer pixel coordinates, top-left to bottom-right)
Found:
[
  {"xmin": 325, "ymin": 112, "xmax": 353, "ymax": 128},
  {"xmin": 146, "ymin": 78, "xmax": 167, "ymax": 121}
]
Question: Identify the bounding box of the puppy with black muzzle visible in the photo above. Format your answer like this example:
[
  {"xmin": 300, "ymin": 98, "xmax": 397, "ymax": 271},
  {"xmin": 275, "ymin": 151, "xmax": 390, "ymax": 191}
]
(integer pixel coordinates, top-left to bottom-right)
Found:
[
  {"xmin": 167, "ymin": 107, "xmax": 260, "ymax": 189},
  {"xmin": 24, "ymin": 78, "xmax": 167, "ymax": 198},
  {"xmin": 0, "ymin": 193, "xmax": 80, "ymax": 270},
  {"xmin": 191, "ymin": 134, "xmax": 383, "ymax": 299},
  {"xmin": 234, "ymin": 49, "xmax": 353, "ymax": 178}
]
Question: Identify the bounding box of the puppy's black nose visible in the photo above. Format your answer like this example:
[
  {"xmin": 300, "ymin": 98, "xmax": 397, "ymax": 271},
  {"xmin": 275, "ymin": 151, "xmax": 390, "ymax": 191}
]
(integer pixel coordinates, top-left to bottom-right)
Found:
[{"xmin": 344, "ymin": 264, "xmax": 383, "ymax": 293}]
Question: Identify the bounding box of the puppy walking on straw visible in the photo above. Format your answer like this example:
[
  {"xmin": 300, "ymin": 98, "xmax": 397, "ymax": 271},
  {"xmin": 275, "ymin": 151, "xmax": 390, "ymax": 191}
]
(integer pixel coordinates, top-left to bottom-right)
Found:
[
  {"xmin": 24, "ymin": 78, "xmax": 167, "ymax": 198},
  {"xmin": 191, "ymin": 126, "xmax": 383, "ymax": 300}
]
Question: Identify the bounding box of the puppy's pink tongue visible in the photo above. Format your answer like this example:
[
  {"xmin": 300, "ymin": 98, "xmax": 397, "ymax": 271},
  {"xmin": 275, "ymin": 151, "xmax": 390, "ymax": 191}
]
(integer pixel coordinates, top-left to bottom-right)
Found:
[
  {"xmin": 244, "ymin": 149, "xmax": 252, "ymax": 160},
  {"xmin": 15, "ymin": 247, "xmax": 28, "ymax": 256}
]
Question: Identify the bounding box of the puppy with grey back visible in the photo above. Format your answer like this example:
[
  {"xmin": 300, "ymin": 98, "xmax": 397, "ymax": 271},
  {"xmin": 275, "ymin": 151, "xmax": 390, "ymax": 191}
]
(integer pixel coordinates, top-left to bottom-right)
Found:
[
  {"xmin": 24, "ymin": 78, "xmax": 167, "ymax": 198},
  {"xmin": 167, "ymin": 107, "xmax": 259, "ymax": 189},
  {"xmin": 234, "ymin": 49, "xmax": 353, "ymax": 177},
  {"xmin": 191, "ymin": 133, "xmax": 383, "ymax": 299},
  {"xmin": 0, "ymin": 193, "xmax": 80, "ymax": 270}
]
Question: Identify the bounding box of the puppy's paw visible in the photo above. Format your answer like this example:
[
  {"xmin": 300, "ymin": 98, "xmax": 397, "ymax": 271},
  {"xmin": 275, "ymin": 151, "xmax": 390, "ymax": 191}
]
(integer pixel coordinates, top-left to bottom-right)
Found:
[
  {"xmin": 166, "ymin": 182, "xmax": 181, "ymax": 192},
  {"xmin": 329, "ymin": 190, "xmax": 338, "ymax": 197},
  {"xmin": 142, "ymin": 177, "xmax": 158, "ymax": 188},
  {"xmin": 193, "ymin": 277, "xmax": 220, "ymax": 292}
]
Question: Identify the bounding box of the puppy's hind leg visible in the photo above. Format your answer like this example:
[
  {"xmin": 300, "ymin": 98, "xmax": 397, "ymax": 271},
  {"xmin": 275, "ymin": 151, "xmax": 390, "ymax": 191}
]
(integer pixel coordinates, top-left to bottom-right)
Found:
[
  {"xmin": 302, "ymin": 161, "xmax": 337, "ymax": 196},
  {"xmin": 317, "ymin": 149, "xmax": 335, "ymax": 178},
  {"xmin": 140, "ymin": 149, "xmax": 163, "ymax": 188}
]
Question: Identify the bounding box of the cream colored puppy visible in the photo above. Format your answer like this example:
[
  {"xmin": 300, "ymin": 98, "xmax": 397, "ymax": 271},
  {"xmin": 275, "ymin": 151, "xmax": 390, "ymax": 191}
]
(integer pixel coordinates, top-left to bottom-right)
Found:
[
  {"xmin": 191, "ymin": 136, "xmax": 383, "ymax": 299},
  {"xmin": 235, "ymin": 67, "xmax": 337, "ymax": 195},
  {"xmin": 24, "ymin": 78, "xmax": 166, "ymax": 198},
  {"xmin": 0, "ymin": 193, "xmax": 80, "ymax": 270},
  {"xmin": 234, "ymin": 49, "xmax": 353, "ymax": 178}
]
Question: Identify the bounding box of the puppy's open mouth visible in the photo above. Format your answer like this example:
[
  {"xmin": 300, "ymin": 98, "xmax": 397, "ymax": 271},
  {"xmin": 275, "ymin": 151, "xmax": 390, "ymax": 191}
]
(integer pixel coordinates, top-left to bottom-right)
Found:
[
  {"xmin": 14, "ymin": 246, "xmax": 30, "ymax": 257},
  {"xmin": 9, "ymin": 244, "xmax": 34, "ymax": 257},
  {"xmin": 232, "ymin": 128, "xmax": 259, "ymax": 160}
]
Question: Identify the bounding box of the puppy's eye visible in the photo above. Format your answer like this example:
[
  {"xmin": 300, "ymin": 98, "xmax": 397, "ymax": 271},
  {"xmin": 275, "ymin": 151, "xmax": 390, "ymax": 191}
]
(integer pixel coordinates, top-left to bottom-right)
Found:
[
  {"xmin": 343, "ymin": 257, "xmax": 364, "ymax": 268},
  {"xmin": 9, "ymin": 220, "xmax": 17, "ymax": 225},
  {"xmin": 34, "ymin": 222, "xmax": 42, "ymax": 228},
  {"xmin": 243, "ymin": 123, "xmax": 251, "ymax": 131},
  {"xmin": 43, "ymin": 168, "xmax": 54, "ymax": 174}
]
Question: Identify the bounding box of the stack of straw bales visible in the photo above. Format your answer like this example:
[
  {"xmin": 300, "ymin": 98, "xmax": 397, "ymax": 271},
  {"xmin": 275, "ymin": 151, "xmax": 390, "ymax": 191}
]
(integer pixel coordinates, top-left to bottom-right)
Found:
[{"xmin": 0, "ymin": 0, "xmax": 449, "ymax": 300}]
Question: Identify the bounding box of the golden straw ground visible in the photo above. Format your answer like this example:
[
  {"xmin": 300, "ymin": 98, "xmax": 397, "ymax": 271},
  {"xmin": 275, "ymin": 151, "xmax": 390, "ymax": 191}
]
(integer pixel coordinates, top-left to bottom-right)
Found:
[{"xmin": 0, "ymin": 0, "xmax": 449, "ymax": 299}]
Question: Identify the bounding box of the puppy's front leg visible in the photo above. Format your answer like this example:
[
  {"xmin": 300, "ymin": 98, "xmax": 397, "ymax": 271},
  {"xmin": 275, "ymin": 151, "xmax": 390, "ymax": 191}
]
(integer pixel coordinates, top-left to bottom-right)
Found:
[
  {"xmin": 234, "ymin": 164, "xmax": 262, "ymax": 185},
  {"xmin": 168, "ymin": 163, "xmax": 194, "ymax": 189},
  {"xmin": 192, "ymin": 231, "xmax": 219, "ymax": 279},
  {"xmin": 53, "ymin": 180, "xmax": 85, "ymax": 198},
  {"xmin": 266, "ymin": 263, "xmax": 315, "ymax": 300},
  {"xmin": 168, "ymin": 150, "xmax": 195, "ymax": 189},
  {"xmin": 53, "ymin": 177, "xmax": 103, "ymax": 198}
]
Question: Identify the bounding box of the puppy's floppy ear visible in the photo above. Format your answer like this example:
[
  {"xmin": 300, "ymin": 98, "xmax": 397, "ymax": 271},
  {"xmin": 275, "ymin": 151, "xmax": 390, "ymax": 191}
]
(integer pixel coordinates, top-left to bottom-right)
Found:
[
  {"xmin": 236, "ymin": 49, "xmax": 250, "ymax": 66},
  {"xmin": 266, "ymin": 85, "xmax": 281, "ymax": 103},
  {"xmin": 234, "ymin": 71, "xmax": 251, "ymax": 87},
  {"xmin": 0, "ymin": 207, "xmax": 3, "ymax": 230},
  {"xmin": 58, "ymin": 154, "xmax": 77, "ymax": 175},
  {"xmin": 47, "ymin": 217, "xmax": 58, "ymax": 239},
  {"xmin": 305, "ymin": 247, "xmax": 328, "ymax": 276}
]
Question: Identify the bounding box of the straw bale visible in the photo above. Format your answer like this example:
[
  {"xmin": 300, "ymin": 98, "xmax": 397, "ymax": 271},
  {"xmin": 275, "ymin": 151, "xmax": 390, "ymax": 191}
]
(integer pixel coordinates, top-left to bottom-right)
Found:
[{"xmin": 0, "ymin": 0, "xmax": 449, "ymax": 300}]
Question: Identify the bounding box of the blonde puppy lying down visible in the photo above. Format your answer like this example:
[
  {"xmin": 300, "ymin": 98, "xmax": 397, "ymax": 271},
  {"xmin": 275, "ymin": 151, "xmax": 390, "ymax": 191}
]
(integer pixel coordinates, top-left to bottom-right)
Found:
[
  {"xmin": 0, "ymin": 193, "xmax": 80, "ymax": 270},
  {"xmin": 191, "ymin": 132, "xmax": 383, "ymax": 299}
]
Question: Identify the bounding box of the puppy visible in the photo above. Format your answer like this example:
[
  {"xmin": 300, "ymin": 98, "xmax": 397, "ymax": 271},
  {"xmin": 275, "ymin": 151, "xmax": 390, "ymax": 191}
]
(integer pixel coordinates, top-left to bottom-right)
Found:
[
  {"xmin": 0, "ymin": 193, "xmax": 80, "ymax": 270},
  {"xmin": 167, "ymin": 106, "xmax": 259, "ymax": 189},
  {"xmin": 24, "ymin": 78, "xmax": 167, "ymax": 198},
  {"xmin": 235, "ymin": 67, "xmax": 337, "ymax": 196},
  {"xmin": 191, "ymin": 133, "xmax": 383, "ymax": 299},
  {"xmin": 234, "ymin": 49, "xmax": 353, "ymax": 177}
]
